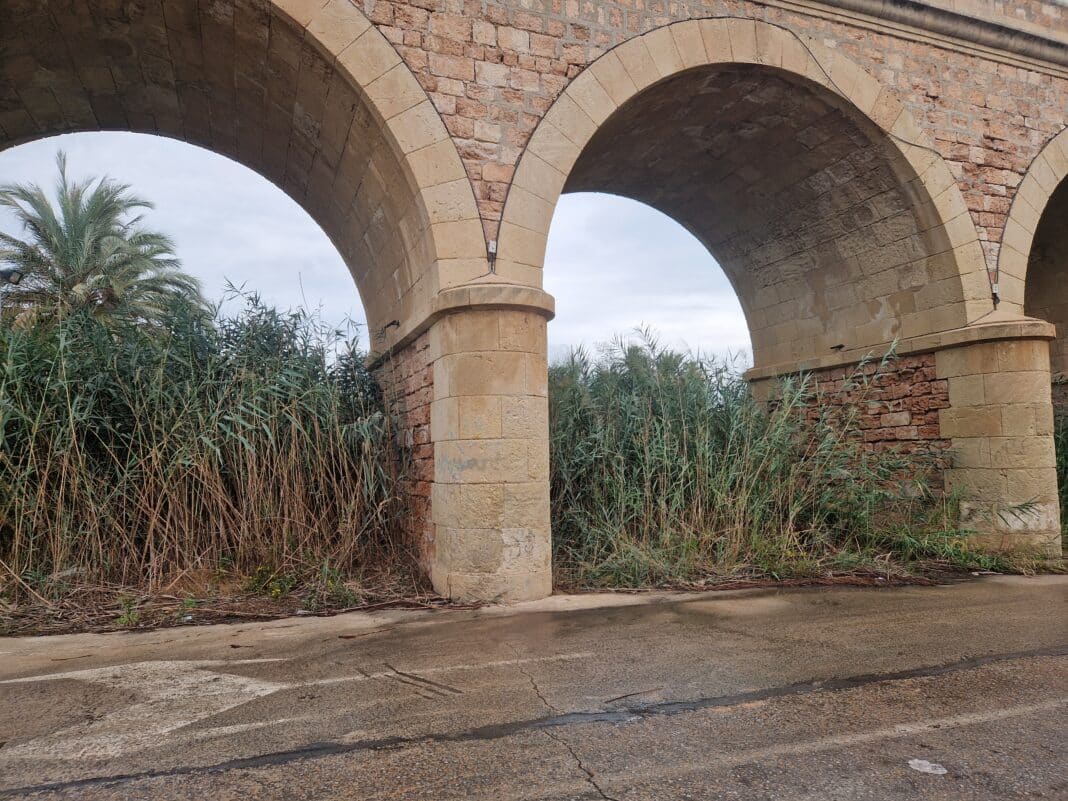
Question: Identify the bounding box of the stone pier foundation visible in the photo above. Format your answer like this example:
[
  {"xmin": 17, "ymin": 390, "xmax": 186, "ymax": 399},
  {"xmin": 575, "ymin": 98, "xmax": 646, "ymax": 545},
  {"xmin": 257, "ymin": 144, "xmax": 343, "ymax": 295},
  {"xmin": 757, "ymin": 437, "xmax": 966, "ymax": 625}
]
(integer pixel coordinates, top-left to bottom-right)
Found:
[{"xmin": 937, "ymin": 332, "xmax": 1062, "ymax": 557}]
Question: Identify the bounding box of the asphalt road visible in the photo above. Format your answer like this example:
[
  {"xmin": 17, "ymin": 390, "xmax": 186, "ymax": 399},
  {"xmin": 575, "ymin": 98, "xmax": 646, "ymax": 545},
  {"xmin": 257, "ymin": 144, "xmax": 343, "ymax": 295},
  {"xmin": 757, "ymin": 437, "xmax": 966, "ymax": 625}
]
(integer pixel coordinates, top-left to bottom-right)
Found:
[{"xmin": 1, "ymin": 575, "xmax": 1065, "ymax": 800}]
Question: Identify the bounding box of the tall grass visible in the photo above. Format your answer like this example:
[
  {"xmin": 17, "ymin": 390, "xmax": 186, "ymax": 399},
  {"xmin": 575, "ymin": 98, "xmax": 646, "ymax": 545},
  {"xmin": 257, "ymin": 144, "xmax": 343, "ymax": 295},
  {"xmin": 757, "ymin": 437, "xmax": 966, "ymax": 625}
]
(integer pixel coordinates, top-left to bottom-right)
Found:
[
  {"xmin": 0, "ymin": 296, "xmax": 408, "ymax": 603},
  {"xmin": 2, "ymin": 308, "xmax": 1017, "ymax": 612},
  {"xmin": 549, "ymin": 335, "xmax": 963, "ymax": 587}
]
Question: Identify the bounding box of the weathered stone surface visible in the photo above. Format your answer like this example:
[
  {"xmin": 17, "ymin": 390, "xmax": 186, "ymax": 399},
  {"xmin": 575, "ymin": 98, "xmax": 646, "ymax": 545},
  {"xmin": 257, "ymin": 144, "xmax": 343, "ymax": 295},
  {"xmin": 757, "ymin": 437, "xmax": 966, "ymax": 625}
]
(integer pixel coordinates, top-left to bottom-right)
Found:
[
  {"xmin": 938, "ymin": 338, "xmax": 1061, "ymax": 557},
  {"xmin": 805, "ymin": 352, "xmax": 952, "ymax": 486}
]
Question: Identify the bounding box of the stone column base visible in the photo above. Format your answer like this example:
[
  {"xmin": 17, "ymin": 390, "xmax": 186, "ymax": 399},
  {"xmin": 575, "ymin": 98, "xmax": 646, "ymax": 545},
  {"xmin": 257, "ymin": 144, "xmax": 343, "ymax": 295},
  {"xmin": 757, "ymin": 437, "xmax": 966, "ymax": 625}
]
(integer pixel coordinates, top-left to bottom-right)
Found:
[
  {"xmin": 937, "ymin": 332, "xmax": 1062, "ymax": 558},
  {"xmin": 426, "ymin": 289, "xmax": 555, "ymax": 602}
]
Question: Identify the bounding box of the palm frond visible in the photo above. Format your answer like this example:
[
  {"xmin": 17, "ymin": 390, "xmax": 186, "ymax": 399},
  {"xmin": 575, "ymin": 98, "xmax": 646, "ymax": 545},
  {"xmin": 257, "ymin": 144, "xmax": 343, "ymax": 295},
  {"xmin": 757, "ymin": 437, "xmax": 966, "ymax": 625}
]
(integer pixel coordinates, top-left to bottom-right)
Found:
[{"xmin": 0, "ymin": 150, "xmax": 209, "ymax": 330}]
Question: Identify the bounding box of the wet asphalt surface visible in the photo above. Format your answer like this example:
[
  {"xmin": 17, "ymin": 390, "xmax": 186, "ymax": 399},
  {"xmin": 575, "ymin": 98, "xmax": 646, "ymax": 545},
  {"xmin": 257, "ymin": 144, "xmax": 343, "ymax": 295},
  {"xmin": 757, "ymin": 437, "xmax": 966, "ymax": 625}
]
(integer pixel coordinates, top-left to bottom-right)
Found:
[{"xmin": 0, "ymin": 575, "xmax": 1065, "ymax": 800}]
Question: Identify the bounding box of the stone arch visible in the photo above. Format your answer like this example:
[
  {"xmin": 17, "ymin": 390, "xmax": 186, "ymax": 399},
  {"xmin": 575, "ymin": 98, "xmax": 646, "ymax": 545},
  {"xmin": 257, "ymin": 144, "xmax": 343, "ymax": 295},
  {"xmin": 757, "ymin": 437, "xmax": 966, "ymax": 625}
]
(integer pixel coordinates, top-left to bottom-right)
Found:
[
  {"xmin": 1000, "ymin": 127, "xmax": 1068, "ymax": 313},
  {"xmin": 496, "ymin": 17, "xmax": 991, "ymax": 371},
  {"xmin": 0, "ymin": 0, "xmax": 484, "ymax": 352},
  {"xmin": 1009, "ymin": 128, "xmax": 1068, "ymax": 392}
]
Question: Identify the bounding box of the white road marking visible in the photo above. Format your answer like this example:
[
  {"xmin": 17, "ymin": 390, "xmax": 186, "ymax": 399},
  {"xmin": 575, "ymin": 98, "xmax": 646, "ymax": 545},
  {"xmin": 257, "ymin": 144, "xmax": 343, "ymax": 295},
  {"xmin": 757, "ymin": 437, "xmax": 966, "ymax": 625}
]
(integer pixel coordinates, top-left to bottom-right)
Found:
[
  {"xmin": 629, "ymin": 697, "xmax": 1068, "ymax": 783},
  {"xmin": 0, "ymin": 652, "xmax": 593, "ymax": 761},
  {"xmin": 0, "ymin": 661, "xmax": 290, "ymax": 760},
  {"xmin": 726, "ymin": 698, "xmax": 1068, "ymax": 763},
  {"xmin": 186, "ymin": 717, "xmax": 309, "ymax": 741},
  {"xmin": 0, "ymin": 657, "xmax": 284, "ymax": 684}
]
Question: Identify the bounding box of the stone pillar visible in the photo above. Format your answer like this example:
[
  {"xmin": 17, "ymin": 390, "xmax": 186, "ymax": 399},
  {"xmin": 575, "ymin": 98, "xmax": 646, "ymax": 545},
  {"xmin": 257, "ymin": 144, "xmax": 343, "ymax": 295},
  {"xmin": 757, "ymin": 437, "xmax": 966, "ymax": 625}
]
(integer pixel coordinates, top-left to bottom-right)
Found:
[
  {"xmin": 936, "ymin": 328, "xmax": 1062, "ymax": 558},
  {"xmin": 427, "ymin": 293, "xmax": 554, "ymax": 601}
]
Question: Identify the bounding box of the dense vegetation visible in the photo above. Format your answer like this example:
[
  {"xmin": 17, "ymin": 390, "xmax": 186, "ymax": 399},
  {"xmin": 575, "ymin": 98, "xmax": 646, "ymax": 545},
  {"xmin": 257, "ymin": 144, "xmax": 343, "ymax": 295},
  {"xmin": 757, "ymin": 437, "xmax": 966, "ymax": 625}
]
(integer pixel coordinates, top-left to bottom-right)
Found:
[
  {"xmin": 0, "ymin": 156, "xmax": 412, "ymax": 618},
  {"xmin": 0, "ymin": 299, "xmax": 408, "ymax": 609},
  {"xmin": 548, "ymin": 337, "xmax": 1012, "ymax": 587},
  {"xmin": 0, "ymin": 157, "xmax": 1054, "ymax": 628},
  {"xmin": 0, "ymin": 314, "xmax": 1045, "ymax": 619},
  {"xmin": 1055, "ymin": 408, "xmax": 1068, "ymax": 546}
]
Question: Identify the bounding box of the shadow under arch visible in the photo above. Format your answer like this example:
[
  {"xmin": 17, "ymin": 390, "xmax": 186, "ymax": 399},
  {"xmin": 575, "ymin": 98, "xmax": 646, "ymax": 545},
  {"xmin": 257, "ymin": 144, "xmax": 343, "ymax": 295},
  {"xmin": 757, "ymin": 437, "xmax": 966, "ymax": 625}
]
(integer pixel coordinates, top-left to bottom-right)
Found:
[
  {"xmin": 0, "ymin": 0, "xmax": 484, "ymax": 354},
  {"xmin": 497, "ymin": 18, "xmax": 992, "ymax": 373}
]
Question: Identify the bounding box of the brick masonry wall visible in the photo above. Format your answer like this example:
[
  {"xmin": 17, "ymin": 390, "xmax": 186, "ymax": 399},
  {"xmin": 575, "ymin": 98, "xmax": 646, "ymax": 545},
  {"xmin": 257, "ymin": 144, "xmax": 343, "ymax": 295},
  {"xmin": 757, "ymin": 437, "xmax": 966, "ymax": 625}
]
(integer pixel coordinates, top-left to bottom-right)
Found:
[
  {"xmin": 373, "ymin": 331, "xmax": 435, "ymax": 565},
  {"xmin": 809, "ymin": 352, "xmax": 952, "ymax": 487},
  {"xmin": 760, "ymin": 338, "xmax": 1059, "ymax": 555},
  {"xmin": 352, "ymin": 0, "xmax": 1068, "ymax": 277}
]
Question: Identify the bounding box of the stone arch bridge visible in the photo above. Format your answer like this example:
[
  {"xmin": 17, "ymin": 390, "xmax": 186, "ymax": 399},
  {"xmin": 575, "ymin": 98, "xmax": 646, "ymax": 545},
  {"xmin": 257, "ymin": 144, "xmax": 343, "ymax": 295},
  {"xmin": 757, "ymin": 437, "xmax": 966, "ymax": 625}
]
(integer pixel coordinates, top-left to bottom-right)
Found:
[{"xmin": 1, "ymin": 0, "xmax": 1066, "ymax": 600}]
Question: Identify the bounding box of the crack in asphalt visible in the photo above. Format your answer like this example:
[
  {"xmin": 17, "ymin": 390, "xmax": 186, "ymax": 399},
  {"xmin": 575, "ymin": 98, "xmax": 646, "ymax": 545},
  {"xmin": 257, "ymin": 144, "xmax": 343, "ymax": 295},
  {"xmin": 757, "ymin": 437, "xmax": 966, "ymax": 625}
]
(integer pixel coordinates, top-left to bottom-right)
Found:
[
  {"xmin": 541, "ymin": 726, "xmax": 623, "ymax": 801},
  {"xmin": 509, "ymin": 644, "xmax": 621, "ymax": 801},
  {"xmin": 510, "ymin": 644, "xmax": 560, "ymax": 714},
  {"xmin": 1, "ymin": 643, "xmax": 1065, "ymax": 798}
]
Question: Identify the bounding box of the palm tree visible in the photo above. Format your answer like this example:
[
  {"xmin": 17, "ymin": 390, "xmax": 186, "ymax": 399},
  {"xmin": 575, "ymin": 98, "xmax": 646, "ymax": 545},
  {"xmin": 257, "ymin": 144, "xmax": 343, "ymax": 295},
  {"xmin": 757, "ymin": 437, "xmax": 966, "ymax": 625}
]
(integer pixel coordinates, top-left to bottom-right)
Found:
[{"xmin": 0, "ymin": 152, "xmax": 208, "ymax": 330}]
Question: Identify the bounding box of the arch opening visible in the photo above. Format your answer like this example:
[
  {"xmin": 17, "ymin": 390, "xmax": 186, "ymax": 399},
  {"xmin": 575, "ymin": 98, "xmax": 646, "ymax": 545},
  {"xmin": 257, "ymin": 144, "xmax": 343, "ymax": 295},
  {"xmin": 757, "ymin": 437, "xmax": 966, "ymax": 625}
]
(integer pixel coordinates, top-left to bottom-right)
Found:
[
  {"xmin": 1023, "ymin": 175, "xmax": 1068, "ymax": 546},
  {"xmin": 0, "ymin": 130, "xmax": 367, "ymax": 332},
  {"xmin": 543, "ymin": 192, "xmax": 750, "ymax": 362},
  {"xmin": 0, "ymin": 0, "xmax": 481, "ymax": 592},
  {"xmin": 558, "ymin": 64, "xmax": 962, "ymax": 370},
  {"xmin": 492, "ymin": 23, "xmax": 1060, "ymax": 588},
  {"xmin": 0, "ymin": 0, "xmax": 446, "ymax": 341}
]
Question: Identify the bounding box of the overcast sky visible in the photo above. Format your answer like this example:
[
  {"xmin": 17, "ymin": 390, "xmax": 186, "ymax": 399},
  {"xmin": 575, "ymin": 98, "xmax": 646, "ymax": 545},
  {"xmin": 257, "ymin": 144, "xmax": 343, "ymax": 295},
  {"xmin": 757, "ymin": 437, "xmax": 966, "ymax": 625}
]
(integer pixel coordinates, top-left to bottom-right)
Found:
[{"xmin": 0, "ymin": 132, "xmax": 750, "ymax": 363}]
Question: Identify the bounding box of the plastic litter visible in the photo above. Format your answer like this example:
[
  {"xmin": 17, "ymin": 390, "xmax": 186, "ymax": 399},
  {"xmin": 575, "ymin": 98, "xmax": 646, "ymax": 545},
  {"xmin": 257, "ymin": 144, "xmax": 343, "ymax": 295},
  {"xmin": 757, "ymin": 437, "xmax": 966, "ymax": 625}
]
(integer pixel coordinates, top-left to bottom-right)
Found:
[{"xmin": 908, "ymin": 759, "xmax": 947, "ymax": 775}]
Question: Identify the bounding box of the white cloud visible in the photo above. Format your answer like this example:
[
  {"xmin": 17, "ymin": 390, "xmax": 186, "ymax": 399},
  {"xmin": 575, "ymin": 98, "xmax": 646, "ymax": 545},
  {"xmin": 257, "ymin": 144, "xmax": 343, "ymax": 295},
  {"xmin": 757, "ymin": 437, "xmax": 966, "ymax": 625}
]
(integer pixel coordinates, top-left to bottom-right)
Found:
[{"xmin": 0, "ymin": 133, "xmax": 751, "ymax": 362}]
